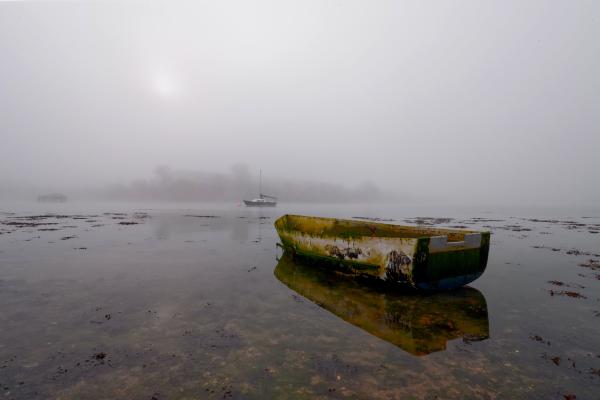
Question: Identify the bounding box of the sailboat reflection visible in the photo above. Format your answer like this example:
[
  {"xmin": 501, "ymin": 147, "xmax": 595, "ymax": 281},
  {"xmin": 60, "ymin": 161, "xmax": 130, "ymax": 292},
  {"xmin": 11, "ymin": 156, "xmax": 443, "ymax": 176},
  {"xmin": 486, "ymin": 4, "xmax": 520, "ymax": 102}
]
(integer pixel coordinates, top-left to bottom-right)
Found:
[{"xmin": 275, "ymin": 251, "xmax": 489, "ymax": 356}]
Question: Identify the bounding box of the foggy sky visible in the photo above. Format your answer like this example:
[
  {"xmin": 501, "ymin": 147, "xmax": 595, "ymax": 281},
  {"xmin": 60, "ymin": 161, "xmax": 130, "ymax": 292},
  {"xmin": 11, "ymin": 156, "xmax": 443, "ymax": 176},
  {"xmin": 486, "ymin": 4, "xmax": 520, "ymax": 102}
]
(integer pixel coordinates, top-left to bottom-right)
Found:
[{"xmin": 1, "ymin": 1, "xmax": 598, "ymax": 205}]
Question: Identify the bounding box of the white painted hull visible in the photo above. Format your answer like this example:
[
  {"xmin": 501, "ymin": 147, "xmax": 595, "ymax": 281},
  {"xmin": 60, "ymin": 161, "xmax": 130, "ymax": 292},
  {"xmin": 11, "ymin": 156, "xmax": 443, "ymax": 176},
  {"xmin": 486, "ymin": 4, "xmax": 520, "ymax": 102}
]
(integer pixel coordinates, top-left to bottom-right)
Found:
[{"xmin": 244, "ymin": 200, "xmax": 276, "ymax": 207}]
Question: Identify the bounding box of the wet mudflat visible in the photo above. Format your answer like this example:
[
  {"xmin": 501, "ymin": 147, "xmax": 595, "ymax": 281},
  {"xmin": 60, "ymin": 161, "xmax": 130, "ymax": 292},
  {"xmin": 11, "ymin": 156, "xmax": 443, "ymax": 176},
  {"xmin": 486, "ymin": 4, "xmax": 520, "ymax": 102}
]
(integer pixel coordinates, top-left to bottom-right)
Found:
[{"xmin": 1, "ymin": 203, "xmax": 599, "ymax": 399}]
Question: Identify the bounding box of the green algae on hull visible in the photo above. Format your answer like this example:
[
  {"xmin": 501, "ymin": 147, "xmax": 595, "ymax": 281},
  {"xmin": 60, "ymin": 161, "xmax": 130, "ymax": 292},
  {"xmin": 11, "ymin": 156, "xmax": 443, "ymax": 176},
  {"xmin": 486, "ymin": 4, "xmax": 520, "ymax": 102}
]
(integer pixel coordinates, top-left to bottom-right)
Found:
[{"xmin": 274, "ymin": 214, "xmax": 491, "ymax": 290}]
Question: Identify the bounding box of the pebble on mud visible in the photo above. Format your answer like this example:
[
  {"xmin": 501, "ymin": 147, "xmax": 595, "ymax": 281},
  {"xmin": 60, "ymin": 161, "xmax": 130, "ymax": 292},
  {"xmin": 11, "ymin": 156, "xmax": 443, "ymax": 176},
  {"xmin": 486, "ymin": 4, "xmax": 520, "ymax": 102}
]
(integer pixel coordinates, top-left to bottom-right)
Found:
[{"xmin": 530, "ymin": 334, "xmax": 550, "ymax": 345}]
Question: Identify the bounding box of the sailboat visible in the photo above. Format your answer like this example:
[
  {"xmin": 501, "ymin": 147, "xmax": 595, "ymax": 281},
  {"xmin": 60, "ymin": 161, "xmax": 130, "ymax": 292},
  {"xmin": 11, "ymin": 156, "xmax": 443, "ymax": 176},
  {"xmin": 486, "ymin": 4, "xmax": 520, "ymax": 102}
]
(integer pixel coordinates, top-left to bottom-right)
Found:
[{"xmin": 243, "ymin": 170, "xmax": 277, "ymax": 207}]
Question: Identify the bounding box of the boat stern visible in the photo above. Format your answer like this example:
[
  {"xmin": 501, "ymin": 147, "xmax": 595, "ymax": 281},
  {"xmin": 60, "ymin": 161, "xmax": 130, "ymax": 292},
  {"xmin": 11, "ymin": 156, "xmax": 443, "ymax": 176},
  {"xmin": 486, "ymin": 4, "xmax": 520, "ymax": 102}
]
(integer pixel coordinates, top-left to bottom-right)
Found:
[{"xmin": 411, "ymin": 232, "xmax": 491, "ymax": 290}]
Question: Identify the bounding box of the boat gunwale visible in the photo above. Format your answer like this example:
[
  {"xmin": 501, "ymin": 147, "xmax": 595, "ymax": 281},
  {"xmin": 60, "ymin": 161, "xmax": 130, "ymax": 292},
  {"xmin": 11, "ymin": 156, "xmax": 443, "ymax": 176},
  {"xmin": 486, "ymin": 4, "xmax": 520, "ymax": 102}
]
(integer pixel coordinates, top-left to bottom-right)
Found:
[{"xmin": 275, "ymin": 214, "xmax": 488, "ymax": 241}]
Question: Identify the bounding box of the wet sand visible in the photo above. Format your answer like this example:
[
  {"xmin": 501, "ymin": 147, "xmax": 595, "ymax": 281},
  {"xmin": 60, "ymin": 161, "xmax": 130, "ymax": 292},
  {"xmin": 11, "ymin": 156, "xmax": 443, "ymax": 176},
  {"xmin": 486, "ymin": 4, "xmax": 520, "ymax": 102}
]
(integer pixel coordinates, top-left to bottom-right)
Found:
[{"xmin": 1, "ymin": 203, "xmax": 599, "ymax": 399}]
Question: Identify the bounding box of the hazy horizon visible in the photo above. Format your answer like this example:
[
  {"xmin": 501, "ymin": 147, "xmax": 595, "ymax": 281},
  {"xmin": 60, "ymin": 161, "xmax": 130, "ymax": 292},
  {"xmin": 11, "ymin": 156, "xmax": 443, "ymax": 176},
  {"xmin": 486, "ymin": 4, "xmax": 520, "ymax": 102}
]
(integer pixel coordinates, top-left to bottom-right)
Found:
[{"xmin": 1, "ymin": 1, "xmax": 598, "ymax": 206}]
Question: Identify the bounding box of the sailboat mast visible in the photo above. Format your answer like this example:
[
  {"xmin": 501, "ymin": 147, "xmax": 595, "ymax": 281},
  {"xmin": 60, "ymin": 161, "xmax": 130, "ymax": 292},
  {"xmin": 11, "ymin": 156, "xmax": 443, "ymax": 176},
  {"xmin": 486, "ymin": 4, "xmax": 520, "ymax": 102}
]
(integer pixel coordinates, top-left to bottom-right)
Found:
[{"xmin": 259, "ymin": 169, "xmax": 262, "ymax": 197}]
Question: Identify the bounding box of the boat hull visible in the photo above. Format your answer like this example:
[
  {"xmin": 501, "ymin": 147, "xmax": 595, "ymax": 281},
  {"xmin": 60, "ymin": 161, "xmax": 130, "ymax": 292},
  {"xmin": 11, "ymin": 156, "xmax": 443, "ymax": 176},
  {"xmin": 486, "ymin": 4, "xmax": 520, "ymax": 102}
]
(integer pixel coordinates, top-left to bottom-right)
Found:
[
  {"xmin": 243, "ymin": 200, "xmax": 276, "ymax": 207},
  {"xmin": 274, "ymin": 214, "xmax": 490, "ymax": 290}
]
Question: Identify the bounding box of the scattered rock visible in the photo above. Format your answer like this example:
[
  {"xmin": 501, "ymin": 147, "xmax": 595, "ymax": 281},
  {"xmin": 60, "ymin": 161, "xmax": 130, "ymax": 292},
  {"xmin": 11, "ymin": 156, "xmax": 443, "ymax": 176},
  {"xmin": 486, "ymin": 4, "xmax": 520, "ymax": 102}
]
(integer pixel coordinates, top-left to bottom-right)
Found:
[
  {"xmin": 568, "ymin": 249, "xmax": 600, "ymax": 257},
  {"xmin": 531, "ymin": 247, "xmax": 600, "ymax": 257},
  {"xmin": 353, "ymin": 216, "xmax": 395, "ymax": 222},
  {"xmin": 492, "ymin": 224, "xmax": 532, "ymax": 232},
  {"xmin": 404, "ymin": 217, "xmax": 453, "ymax": 225},
  {"xmin": 530, "ymin": 334, "xmax": 551, "ymax": 345},
  {"xmin": 548, "ymin": 290, "xmax": 587, "ymax": 299},
  {"xmin": 547, "ymin": 281, "xmax": 584, "ymax": 289},
  {"xmin": 578, "ymin": 259, "xmax": 600, "ymax": 270}
]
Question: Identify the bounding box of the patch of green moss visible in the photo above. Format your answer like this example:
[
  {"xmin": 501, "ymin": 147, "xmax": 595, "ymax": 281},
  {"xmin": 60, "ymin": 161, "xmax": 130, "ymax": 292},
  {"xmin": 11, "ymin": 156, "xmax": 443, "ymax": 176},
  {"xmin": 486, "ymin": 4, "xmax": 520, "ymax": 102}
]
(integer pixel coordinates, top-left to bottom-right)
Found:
[
  {"xmin": 275, "ymin": 215, "xmax": 477, "ymax": 240},
  {"xmin": 288, "ymin": 246, "xmax": 381, "ymax": 274}
]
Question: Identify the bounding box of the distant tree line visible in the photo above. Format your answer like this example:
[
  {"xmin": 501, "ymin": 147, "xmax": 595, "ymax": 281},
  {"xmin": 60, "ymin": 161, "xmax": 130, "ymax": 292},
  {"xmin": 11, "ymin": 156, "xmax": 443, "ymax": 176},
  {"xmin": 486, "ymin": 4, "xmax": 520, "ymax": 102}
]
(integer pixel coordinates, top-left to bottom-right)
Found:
[{"xmin": 104, "ymin": 165, "xmax": 395, "ymax": 203}]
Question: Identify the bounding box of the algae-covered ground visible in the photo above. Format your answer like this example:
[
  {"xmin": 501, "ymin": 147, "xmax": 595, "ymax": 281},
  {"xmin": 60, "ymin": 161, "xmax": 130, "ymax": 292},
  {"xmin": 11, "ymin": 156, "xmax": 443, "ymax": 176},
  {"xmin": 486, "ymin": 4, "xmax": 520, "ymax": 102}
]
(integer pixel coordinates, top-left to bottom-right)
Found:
[{"xmin": 0, "ymin": 203, "xmax": 599, "ymax": 399}]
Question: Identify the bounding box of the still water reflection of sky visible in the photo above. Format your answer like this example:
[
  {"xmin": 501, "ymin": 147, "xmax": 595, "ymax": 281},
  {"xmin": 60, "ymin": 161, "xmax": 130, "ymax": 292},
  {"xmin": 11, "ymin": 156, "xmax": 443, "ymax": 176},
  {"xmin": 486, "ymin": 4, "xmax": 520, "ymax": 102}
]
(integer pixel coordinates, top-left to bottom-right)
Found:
[{"xmin": 0, "ymin": 202, "xmax": 599, "ymax": 399}]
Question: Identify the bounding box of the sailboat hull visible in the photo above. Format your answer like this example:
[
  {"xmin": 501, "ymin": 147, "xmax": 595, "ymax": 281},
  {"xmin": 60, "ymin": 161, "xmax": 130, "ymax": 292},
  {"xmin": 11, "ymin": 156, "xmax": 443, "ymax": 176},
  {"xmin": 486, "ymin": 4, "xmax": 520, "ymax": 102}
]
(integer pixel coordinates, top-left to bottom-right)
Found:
[{"xmin": 243, "ymin": 200, "xmax": 277, "ymax": 207}]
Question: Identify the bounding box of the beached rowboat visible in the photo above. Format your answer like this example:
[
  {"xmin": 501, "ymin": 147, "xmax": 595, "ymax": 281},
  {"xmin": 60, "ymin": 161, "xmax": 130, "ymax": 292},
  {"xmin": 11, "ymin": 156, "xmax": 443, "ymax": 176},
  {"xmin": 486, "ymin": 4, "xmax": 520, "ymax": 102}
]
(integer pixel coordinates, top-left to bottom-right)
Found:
[{"xmin": 274, "ymin": 214, "xmax": 490, "ymax": 290}]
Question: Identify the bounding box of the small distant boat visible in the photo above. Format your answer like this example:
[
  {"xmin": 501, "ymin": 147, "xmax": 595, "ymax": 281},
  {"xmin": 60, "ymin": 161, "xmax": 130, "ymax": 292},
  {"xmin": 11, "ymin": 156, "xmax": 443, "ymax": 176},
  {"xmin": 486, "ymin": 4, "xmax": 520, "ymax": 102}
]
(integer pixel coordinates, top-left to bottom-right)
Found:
[
  {"xmin": 244, "ymin": 170, "xmax": 277, "ymax": 207},
  {"xmin": 243, "ymin": 196, "xmax": 277, "ymax": 207},
  {"xmin": 274, "ymin": 214, "xmax": 490, "ymax": 290},
  {"xmin": 37, "ymin": 193, "xmax": 67, "ymax": 203}
]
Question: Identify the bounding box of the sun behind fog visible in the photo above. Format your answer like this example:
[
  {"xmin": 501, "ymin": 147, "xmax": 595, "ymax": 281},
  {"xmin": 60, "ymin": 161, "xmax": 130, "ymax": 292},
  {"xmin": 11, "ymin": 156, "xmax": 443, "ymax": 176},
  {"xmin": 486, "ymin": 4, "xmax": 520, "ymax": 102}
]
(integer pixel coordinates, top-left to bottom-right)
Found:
[{"xmin": 151, "ymin": 72, "xmax": 179, "ymax": 98}]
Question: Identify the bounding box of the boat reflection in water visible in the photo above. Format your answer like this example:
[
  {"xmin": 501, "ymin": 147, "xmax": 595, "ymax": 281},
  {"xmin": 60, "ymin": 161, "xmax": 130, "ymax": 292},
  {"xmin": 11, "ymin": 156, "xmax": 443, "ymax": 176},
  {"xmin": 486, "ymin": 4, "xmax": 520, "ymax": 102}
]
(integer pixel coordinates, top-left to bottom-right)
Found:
[{"xmin": 274, "ymin": 251, "xmax": 489, "ymax": 356}]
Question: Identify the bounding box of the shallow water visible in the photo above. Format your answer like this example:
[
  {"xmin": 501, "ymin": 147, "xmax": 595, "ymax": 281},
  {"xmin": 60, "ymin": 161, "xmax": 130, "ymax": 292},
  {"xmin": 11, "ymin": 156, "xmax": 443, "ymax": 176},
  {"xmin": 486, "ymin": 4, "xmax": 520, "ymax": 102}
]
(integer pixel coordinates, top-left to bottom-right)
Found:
[{"xmin": 1, "ymin": 202, "xmax": 599, "ymax": 399}]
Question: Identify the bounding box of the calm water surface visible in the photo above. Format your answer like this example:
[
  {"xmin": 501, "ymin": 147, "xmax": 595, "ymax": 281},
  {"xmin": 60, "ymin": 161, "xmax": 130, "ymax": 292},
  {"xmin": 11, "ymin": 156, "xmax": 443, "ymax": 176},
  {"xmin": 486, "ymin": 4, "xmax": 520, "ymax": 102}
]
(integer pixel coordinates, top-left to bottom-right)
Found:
[{"xmin": 1, "ymin": 203, "xmax": 599, "ymax": 399}]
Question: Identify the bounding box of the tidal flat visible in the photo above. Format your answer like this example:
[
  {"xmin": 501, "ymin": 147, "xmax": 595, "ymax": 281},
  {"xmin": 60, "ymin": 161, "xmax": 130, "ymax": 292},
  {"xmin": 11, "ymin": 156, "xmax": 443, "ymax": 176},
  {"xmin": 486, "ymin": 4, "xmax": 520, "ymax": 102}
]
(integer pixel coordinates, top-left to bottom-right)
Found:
[{"xmin": 1, "ymin": 203, "xmax": 599, "ymax": 399}]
